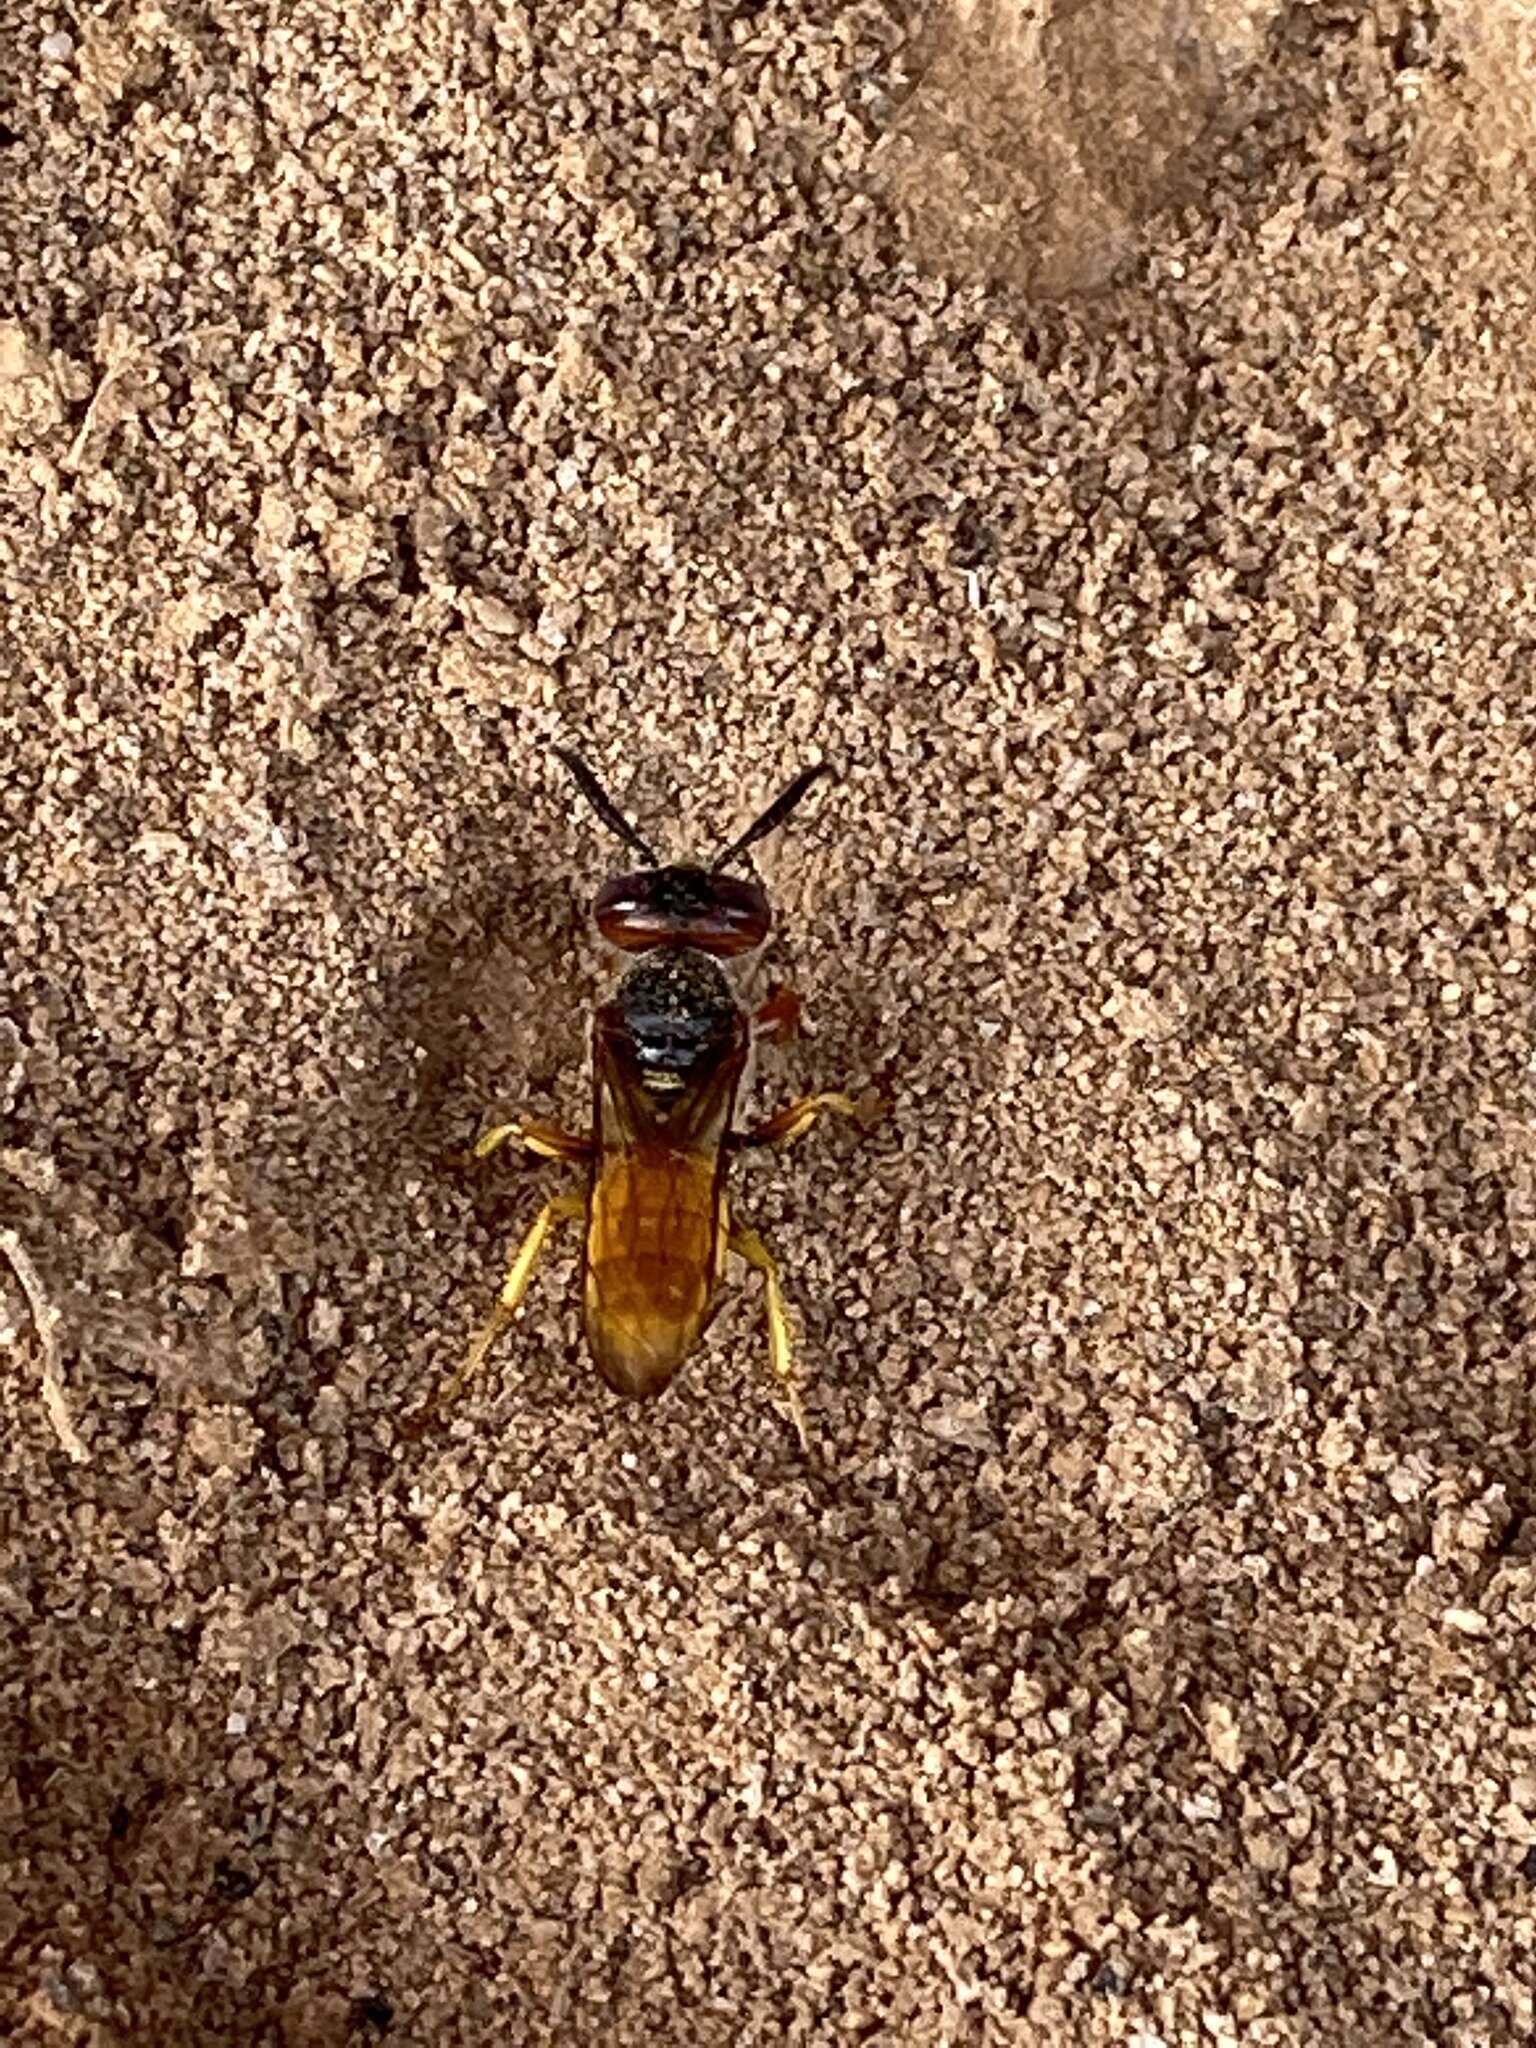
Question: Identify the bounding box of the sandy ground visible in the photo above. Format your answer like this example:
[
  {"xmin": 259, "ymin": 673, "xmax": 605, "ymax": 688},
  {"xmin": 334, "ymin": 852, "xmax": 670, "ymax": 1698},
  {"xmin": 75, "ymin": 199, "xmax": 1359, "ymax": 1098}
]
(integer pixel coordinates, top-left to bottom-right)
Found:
[{"xmin": 4, "ymin": 0, "xmax": 1536, "ymax": 2041}]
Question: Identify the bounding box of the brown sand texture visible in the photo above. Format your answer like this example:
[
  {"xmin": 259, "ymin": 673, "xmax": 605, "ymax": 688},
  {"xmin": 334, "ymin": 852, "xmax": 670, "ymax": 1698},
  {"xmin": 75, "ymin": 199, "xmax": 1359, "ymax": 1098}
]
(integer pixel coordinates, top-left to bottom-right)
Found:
[{"xmin": 4, "ymin": 1, "xmax": 1536, "ymax": 2041}]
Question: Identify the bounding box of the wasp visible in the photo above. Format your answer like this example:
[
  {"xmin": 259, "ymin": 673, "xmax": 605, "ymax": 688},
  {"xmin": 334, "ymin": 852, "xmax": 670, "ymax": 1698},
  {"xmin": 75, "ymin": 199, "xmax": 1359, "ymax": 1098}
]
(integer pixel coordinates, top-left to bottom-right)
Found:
[{"xmin": 431, "ymin": 749, "xmax": 863, "ymax": 1448}]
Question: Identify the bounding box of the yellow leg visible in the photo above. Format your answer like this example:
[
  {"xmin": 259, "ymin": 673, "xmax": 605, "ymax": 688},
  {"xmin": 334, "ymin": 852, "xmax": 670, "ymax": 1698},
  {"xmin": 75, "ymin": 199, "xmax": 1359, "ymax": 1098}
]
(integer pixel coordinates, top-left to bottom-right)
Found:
[
  {"xmin": 420, "ymin": 1191, "xmax": 584, "ymax": 1427},
  {"xmin": 729, "ymin": 1223, "xmax": 810, "ymax": 1454},
  {"xmin": 444, "ymin": 1118, "xmax": 592, "ymax": 1168},
  {"xmin": 737, "ymin": 1091, "xmax": 861, "ymax": 1152}
]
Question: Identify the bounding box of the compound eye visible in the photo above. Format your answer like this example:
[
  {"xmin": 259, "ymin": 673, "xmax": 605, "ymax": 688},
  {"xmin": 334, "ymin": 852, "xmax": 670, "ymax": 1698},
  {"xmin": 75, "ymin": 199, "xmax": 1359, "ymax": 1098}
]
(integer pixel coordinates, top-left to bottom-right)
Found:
[
  {"xmin": 593, "ymin": 869, "xmax": 771, "ymax": 954},
  {"xmin": 593, "ymin": 875, "xmax": 656, "ymax": 950},
  {"xmin": 697, "ymin": 875, "xmax": 771, "ymax": 955}
]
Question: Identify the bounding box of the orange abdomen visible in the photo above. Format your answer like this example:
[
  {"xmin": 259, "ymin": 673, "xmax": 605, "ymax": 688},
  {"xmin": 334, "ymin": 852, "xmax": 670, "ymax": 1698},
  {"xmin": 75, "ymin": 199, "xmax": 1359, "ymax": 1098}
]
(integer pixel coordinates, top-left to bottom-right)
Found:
[{"xmin": 582, "ymin": 1149, "xmax": 723, "ymax": 1398}]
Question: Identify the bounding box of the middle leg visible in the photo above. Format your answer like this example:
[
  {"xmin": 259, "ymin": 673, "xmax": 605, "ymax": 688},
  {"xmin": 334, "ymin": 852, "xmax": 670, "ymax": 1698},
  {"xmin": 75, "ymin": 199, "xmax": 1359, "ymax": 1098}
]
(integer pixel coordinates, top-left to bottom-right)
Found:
[
  {"xmin": 442, "ymin": 1117, "xmax": 593, "ymax": 1169},
  {"xmin": 734, "ymin": 1092, "xmax": 861, "ymax": 1152}
]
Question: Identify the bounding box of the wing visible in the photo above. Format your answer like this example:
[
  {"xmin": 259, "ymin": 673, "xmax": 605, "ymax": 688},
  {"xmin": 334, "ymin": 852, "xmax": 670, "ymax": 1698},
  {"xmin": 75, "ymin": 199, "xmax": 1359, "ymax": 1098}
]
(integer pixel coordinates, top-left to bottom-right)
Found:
[{"xmin": 582, "ymin": 1013, "xmax": 746, "ymax": 1399}]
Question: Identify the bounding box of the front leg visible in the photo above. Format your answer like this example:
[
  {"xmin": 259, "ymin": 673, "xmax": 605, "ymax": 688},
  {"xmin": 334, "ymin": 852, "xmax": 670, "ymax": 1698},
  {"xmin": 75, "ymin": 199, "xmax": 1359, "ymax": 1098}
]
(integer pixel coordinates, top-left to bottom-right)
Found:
[
  {"xmin": 753, "ymin": 984, "xmax": 803, "ymax": 1044},
  {"xmin": 733, "ymin": 1091, "xmax": 862, "ymax": 1152}
]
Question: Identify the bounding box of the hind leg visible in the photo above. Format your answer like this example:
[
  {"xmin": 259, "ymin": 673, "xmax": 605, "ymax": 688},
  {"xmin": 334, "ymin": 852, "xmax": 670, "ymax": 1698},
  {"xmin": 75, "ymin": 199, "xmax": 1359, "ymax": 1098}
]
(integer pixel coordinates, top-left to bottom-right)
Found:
[
  {"xmin": 728, "ymin": 1221, "xmax": 810, "ymax": 1454},
  {"xmin": 414, "ymin": 1191, "xmax": 584, "ymax": 1431}
]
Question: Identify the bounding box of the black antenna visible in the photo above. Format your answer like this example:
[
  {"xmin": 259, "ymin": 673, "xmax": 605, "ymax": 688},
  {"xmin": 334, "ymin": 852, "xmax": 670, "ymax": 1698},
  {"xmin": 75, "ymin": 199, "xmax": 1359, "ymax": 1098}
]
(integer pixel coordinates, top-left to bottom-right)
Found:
[
  {"xmin": 712, "ymin": 762, "xmax": 830, "ymax": 871},
  {"xmin": 553, "ymin": 748, "xmax": 660, "ymax": 865}
]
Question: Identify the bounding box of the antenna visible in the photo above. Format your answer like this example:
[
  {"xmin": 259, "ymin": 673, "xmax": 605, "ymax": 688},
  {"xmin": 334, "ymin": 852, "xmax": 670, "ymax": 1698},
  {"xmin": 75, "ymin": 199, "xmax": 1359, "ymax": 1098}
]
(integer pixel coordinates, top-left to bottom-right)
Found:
[
  {"xmin": 712, "ymin": 762, "xmax": 830, "ymax": 871},
  {"xmin": 553, "ymin": 748, "xmax": 660, "ymax": 865}
]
